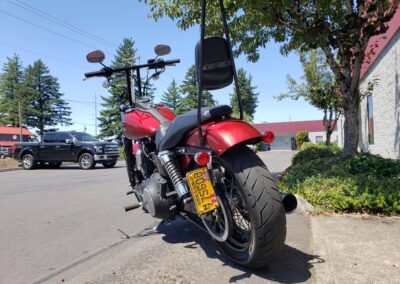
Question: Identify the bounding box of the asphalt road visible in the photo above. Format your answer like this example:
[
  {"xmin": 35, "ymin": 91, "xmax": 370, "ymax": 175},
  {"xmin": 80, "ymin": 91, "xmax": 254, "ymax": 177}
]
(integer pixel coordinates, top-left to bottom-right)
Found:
[
  {"xmin": 0, "ymin": 162, "xmax": 155, "ymax": 284},
  {"xmin": 0, "ymin": 151, "xmax": 299, "ymax": 284}
]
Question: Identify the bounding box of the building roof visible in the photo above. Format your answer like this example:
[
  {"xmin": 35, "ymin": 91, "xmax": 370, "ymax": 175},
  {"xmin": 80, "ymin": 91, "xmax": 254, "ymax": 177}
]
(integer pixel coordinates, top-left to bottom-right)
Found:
[
  {"xmin": 0, "ymin": 126, "xmax": 33, "ymax": 136},
  {"xmin": 253, "ymin": 120, "xmax": 334, "ymax": 134},
  {"xmin": 360, "ymin": 7, "xmax": 400, "ymax": 78}
]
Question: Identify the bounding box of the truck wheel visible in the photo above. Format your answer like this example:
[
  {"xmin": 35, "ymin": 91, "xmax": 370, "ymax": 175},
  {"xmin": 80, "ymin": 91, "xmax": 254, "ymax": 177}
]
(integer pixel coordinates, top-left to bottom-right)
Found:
[
  {"xmin": 22, "ymin": 154, "xmax": 36, "ymax": 170},
  {"xmin": 102, "ymin": 161, "xmax": 117, "ymax": 168},
  {"xmin": 79, "ymin": 153, "xmax": 95, "ymax": 170}
]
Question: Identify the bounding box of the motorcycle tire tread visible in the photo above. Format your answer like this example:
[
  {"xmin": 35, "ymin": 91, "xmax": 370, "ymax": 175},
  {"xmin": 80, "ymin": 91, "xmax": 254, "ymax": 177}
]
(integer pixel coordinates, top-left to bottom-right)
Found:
[{"xmin": 219, "ymin": 145, "xmax": 286, "ymax": 268}]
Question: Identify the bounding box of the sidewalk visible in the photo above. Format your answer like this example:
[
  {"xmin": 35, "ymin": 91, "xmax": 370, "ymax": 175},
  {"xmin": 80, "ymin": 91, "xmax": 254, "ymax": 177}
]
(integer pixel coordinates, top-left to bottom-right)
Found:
[{"xmin": 312, "ymin": 215, "xmax": 400, "ymax": 284}]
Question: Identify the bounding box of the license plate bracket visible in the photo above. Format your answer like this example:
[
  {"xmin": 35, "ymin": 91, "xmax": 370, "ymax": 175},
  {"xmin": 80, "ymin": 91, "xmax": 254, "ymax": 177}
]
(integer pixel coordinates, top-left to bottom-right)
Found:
[{"xmin": 186, "ymin": 167, "xmax": 219, "ymax": 215}]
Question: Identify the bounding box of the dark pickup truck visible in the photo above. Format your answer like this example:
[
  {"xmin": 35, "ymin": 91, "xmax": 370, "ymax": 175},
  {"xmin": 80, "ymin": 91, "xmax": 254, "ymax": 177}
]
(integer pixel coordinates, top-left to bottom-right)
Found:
[{"xmin": 13, "ymin": 131, "xmax": 119, "ymax": 170}]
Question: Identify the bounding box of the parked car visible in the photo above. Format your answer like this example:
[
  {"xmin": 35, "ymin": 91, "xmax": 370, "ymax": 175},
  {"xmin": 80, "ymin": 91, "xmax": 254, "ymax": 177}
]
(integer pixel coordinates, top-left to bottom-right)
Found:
[
  {"xmin": 13, "ymin": 131, "xmax": 119, "ymax": 170},
  {"xmin": 0, "ymin": 146, "xmax": 10, "ymax": 159}
]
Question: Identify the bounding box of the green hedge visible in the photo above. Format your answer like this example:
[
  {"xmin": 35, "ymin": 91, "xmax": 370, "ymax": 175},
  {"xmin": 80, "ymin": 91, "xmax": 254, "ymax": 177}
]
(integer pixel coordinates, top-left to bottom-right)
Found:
[
  {"xmin": 295, "ymin": 131, "xmax": 309, "ymax": 149},
  {"xmin": 279, "ymin": 143, "xmax": 400, "ymax": 214}
]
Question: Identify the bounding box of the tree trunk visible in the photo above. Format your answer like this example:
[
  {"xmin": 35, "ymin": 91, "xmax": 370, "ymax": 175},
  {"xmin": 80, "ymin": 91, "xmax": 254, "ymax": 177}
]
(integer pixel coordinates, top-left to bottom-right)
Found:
[
  {"xmin": 326, "ymin": 130, "xmax": 332, "ymax": 145},
  {"xmin": 343, "ymin": 96, "xmax": 360, "ymax": 158}
]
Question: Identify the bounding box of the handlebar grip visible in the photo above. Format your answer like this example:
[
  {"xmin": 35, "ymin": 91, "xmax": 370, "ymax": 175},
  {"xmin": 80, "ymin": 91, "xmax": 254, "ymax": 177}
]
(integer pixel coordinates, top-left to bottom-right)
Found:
[
  {"xmin": 164, "ymin": 59, "xmax": 180, "ymax": 65},
  {"xmin": 84, "ymin": 70, "xmax": 106, "ymax": 78}
]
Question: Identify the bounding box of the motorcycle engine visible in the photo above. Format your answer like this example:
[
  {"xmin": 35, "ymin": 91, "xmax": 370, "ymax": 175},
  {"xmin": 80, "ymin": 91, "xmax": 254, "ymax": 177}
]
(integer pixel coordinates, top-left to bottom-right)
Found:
[{"xmin": 140, "ymin": 173, "xmax": 176, "ymax": 220}]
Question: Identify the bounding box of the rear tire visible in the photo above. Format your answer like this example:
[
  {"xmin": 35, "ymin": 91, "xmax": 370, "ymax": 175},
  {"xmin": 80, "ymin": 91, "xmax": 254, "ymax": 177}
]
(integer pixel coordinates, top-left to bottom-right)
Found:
[
  {"xmin": 215, "ymin": 145, "xmax": 286, "ymax": 268},
  {"xmin": 79, "ymin": 153, "xmax": 95, "ymax": 170},
  {"xmin": 22, "ymin": 154, "xmax": 36, "ymax": 170}
]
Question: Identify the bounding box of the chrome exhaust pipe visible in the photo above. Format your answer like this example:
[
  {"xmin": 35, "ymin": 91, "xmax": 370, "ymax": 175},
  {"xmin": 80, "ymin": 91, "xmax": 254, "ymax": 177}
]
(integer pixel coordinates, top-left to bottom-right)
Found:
[{"xmin": 280, "ymin": 192, "xmax": 297, "ymax": 214}]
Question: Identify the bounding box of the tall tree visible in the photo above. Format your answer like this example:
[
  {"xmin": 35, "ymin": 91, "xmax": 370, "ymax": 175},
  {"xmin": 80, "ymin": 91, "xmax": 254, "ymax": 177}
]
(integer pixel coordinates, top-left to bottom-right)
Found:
[
  {"xmin": 177, "ymin": 65, "xmax": 215, "ymax": 114},
  {"xmin": 142, "ymin": 0, "xmax": 399, "ymax": 157},
  {"xmin": 277, "ymin": 50, "xmax": 342, "ymax": 144},
  {"xmin": 23, "ymin": 59, "xmax": 71, "ymax": 135},
  {"xmin": 160, "ymin": 79, "xmax": 182, "ymax": 112},
  {"xmin": 0, "ymin": 54, "xmax": 25, "ymax": 126},
  {"xmin": 99, "ymin": 38, "xmax": 138, "ymax": 143},
  {"xmin": 230, "ymin": 68, "xmax": 259, "ymax": 122}
]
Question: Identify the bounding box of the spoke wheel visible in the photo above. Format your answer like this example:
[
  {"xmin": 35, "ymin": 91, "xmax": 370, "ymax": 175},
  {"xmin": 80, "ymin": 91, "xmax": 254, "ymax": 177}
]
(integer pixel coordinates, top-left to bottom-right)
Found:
[
  {"xmin": 209, "ymin": 146, "xmax": 286, "ymax": 269},
  {"xmin": 202, "ymin": 196, "xmax": 232, "ymax": 242},
  {"xmin": 213, "ymin": 161, "xmax": 252, "ymax": 251}
]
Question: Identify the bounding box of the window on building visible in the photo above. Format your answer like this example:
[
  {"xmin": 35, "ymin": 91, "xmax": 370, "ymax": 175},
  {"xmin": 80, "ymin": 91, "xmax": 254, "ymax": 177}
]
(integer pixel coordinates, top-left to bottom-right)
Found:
[
  {"xmin": 315, "ymin": 136, "xmax": 323, "ymax": 144},
  {"xmin": 367, "ymin": 95, "xmax": 374, "ymax": 144}
]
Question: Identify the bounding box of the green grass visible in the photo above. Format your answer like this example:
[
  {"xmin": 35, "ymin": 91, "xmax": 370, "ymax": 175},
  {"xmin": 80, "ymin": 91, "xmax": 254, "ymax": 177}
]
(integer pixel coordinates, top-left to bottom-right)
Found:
[
  {"xmin": 279, "ymin": 142, "xmax": 400, "ymax": 215},
  {"xmin": 118, "ymin": 147, "xmax": 125, "ymax": 160}
]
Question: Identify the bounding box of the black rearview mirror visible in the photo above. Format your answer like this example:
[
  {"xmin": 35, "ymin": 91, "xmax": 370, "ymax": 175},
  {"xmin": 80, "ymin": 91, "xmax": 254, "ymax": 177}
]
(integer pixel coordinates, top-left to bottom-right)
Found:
[
  {"xmin": 154, "ymin": 45, "xmax": 171, "ymax": 56},
  {"xmin": 86, "ymin": 50, "xmax": 105, "ymax": 63}
]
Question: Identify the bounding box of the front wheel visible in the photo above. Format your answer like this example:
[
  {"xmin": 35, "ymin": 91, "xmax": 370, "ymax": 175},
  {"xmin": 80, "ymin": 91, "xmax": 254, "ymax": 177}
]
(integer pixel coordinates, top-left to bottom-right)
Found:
[
  {"xmin": 212, "ymin": 145, "xmax": 286, "ymax": 268},
  {"xmin": 79, "ymin": 153, "xmax": 95, "ymax": 170}
]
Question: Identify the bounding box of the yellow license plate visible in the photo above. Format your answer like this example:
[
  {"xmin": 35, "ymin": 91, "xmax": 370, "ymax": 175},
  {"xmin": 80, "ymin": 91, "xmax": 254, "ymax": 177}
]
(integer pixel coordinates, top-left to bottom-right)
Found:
[{"xmin": 186, "ymin": 167, "xmax": 219, "ymax": 215}]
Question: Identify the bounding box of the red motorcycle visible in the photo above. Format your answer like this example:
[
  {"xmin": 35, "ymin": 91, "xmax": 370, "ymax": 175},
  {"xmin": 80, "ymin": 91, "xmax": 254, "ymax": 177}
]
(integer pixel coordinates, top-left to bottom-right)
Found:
[{"xmin": 84, "ymin": 0, "xmax": 297, "ymax": 268}]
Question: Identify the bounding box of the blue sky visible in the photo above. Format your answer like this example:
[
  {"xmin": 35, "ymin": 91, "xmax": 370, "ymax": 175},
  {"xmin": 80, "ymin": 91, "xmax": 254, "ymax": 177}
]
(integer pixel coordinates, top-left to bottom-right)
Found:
[{"xmin": 0, "ymin": 0, "xmax": 322, "ymax": 135}]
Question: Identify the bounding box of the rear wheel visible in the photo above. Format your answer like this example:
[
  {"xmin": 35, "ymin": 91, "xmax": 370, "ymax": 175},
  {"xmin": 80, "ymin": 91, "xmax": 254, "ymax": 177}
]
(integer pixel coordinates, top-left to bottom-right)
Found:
[
  {"xmin": 22, "ymin": 154, "xmax": 36, "ymax": 170},
  {"xmin": 212, "ymin": 145, "xmax": 286, "ymax": 268},
  {"xmin": 79, "ymin": 153, "xmax": 95, "ymax": 169}
]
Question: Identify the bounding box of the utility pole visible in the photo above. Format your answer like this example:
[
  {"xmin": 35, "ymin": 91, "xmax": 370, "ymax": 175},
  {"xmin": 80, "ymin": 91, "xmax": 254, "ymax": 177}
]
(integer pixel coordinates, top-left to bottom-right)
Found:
[
  {"xmin": 18, "ymin": 101, "xmax": 22, "ymax": 142},
  {"xmin": 95, "ymin": 93, "xmax": 97, "ymax": 137}
]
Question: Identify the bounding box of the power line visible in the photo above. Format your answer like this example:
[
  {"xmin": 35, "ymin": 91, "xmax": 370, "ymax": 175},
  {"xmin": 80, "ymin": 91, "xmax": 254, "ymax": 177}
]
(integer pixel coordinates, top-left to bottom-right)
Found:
[
  {"xmin": 7, "ymin": 0, "xmax": 118, "ymax": 50},
  {"xmin": 0, "ymin": 9, "xmax": 99, "ymax": 50},
  {"xmin": 64, "ymin": 99, "xmax": 95, "ymax": 106},
  {"xmin": 0, "ymin": 40, "xmax": 87, "ymax": 70}
]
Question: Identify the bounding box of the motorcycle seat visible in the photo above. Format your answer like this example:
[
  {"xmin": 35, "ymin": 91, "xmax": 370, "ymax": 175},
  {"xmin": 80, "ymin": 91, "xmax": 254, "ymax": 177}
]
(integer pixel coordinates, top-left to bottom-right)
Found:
[{"xmin": 156, "ymin": 105, "xmax": 232, "ymax": 151}]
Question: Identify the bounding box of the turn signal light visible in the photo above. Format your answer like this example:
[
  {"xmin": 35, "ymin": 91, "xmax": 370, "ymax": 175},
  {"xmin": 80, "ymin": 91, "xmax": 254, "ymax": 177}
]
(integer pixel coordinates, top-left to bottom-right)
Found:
[
  {"xmin": 194, "ymin": 151, "xmax": 211, "ymax": 166},
  {"xmin": 262, "ymin": 131, "xmax": 275, "ymax": 144}
]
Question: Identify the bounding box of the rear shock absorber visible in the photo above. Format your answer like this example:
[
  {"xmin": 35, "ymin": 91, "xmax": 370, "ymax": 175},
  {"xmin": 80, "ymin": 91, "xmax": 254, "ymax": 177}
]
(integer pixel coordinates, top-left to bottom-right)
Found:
[{"xmin": 158, "ymin": 150, "xmax": 189, "ymax": 198}]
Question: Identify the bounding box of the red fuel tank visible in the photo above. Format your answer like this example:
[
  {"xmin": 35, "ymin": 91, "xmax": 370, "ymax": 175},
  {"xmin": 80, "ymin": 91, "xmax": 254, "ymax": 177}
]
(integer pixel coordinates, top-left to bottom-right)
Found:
[{"xmin": 122, "ymin": 105, "xmax": 175, "ymax": 140}]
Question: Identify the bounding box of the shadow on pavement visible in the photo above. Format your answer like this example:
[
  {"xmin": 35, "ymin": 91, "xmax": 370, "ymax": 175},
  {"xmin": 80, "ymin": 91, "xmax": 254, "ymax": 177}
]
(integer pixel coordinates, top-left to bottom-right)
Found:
[{"xmin": 158, "ymin": 218, "xmax": 323, "ymax": 283}]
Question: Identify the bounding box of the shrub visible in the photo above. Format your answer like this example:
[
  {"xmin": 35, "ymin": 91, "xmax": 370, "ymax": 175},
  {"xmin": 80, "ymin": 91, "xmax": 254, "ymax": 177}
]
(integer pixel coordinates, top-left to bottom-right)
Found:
[
  {"xmin": 118, "ymin": 147, "xmax": 125, "ymax": 160},
  {"xmin": 293, "ymin": 142, "xmax": 342, "ymax": 164},
  {"xmin": 295, "ymin": 131, "xmax": 309, "ymax": 149},
  {"xmin": 279, "ymin": 144, "xmax": 400, "ymax": 214}
]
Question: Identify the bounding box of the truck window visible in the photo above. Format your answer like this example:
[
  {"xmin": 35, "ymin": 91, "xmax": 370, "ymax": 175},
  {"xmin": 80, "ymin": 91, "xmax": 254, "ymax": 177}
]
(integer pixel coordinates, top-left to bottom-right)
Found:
[
  {"xmin": 43, "ymin": 133, "xmax": 57, "ymax": 143},
  {"xmin": 57, "ymin": 133, "xmax": 72, "ymax": 143}
]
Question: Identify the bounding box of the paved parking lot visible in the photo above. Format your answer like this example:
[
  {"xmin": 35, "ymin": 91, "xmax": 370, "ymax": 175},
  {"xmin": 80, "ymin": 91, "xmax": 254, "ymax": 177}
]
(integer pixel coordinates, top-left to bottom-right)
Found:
[
  {"xmin": 0, "ymin": 151, "xmax": 305, "ymax": 284},
  {"xmin": 2, "ymin": 151, "xmax": 399, "ymax": 284}
]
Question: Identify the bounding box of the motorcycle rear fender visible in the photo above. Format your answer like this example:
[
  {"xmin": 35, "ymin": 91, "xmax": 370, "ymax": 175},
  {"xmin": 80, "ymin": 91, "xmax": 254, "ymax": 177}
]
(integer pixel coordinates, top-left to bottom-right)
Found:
[{"xmin": 184, "ymin": 118, "xmax": 262, "ymax": 156}]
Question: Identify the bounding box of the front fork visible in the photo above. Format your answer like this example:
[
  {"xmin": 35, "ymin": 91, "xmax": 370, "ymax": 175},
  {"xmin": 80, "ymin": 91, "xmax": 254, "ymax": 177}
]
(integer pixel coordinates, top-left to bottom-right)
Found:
[{"xmin": 123, "ymin": 137, "xmax": 140, "ymax": 200}]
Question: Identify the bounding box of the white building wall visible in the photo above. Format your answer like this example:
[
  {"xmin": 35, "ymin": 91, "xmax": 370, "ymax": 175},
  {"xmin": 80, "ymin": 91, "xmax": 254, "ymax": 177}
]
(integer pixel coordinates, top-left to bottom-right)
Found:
[
  {"xmin": 358, "ymin": 30, "xmax": 400, "ymax": 159},
  {"xmin": 308, "ymin": 131, "xmax": 340, "ymax": 144},
  {"xmin": 270, "ymin": 133, "xmax": 294, "ymax": 150}
]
